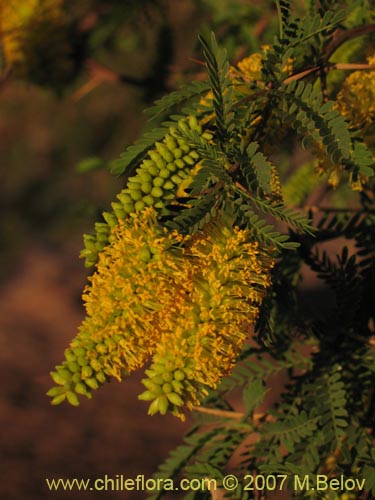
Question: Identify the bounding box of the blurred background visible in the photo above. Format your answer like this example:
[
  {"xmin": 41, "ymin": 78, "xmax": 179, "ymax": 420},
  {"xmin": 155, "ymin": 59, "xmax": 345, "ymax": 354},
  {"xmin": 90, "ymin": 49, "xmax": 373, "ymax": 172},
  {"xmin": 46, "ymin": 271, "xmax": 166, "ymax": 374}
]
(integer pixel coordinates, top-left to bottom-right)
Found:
[{"xmin": 0, "ymin": 1, "xmax": 280, "ymax": 499}]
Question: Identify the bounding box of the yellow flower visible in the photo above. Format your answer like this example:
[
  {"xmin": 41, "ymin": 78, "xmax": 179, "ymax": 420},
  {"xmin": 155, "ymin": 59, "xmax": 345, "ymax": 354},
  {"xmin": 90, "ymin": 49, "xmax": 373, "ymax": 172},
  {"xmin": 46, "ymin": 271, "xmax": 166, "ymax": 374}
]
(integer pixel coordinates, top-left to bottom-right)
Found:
[
  {"xmin": 237, "ymin": 52, "xmax": 264, "ymax": 80},
  {"xmin": 234, "ymin": 46, "xmax": 293, "ymax": 81},
  {"xmin": 49, "ymin": 209, "xmax": 192, "ymax": 402},
  {"xmin": 335, "ymin": 53, "xmax": 375, "ymax": 129},
  {"xmin": 335, "ymin": 52, "xmax": 375, "ymax": 156},
  {"xmin": 139, "ymin": 222, "xmax": 274, "ymax": 419}
]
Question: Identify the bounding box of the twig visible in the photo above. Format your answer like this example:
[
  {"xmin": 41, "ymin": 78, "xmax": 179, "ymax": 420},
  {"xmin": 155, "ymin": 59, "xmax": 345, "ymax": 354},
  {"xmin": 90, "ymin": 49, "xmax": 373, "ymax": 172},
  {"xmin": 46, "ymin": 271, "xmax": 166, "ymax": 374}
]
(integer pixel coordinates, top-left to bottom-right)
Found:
[
  {"xmin": 72, "ymin": 58, "xmax": 165, "ymax": 100},
  {"xmin": 282, "ymin": 66, "xmax": 320, "ymax": 85},
  {"xmin": 323, "ymin": 24, "xmax": 375, "ymax": 62},
  {"xmin": 306, "ymin": 205, "xmax": 375, "ymax": 213},
  {"xmin": 332, "ymin": 63, "xmax": 375, "ymax": 71},
  {"xmin": 192, "ymin": 406, "xmax": 245, "ymax": 419},
  {"xmin": 192, "ymin": 405, "xmax": 266, "ymax": 422}
]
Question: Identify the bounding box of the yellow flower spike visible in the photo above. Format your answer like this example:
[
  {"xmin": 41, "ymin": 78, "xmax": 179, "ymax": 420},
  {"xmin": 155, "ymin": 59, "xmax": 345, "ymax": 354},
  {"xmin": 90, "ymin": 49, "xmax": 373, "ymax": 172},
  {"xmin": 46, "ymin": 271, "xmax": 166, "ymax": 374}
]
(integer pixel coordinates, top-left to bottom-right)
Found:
[
  {"xmin": 50, "ymin": 208, "xmax": 274, "ymax": 417},
  {"xmin": 137, "ymin": 221, "xmax": 274, "ymax": 418},
  {"xmin": 49, "ymin": 208, "xmax": 193, "ymax": 405}
]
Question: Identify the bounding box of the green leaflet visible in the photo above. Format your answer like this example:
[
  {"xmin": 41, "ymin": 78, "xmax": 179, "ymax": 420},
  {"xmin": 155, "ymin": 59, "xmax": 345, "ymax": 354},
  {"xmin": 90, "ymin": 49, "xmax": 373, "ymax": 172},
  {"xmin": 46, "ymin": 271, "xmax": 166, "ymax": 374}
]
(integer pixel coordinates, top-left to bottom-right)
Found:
[
  {"xmin": 199, "ymin": 32, "xmax": 234, "ymax": 143},
  {"xmin": 144, "ymin": 80, "xmax": 211, "ymax": 122},
  {"xmin": 278, "ymin": 81, "xmax": 374, "ymax": 180}
]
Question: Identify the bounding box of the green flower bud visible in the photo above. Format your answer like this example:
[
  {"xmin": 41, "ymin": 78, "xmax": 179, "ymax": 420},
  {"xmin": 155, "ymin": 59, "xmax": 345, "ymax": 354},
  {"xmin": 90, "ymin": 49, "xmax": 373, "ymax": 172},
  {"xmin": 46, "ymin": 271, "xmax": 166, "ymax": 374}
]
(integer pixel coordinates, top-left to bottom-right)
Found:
[
  {"xmin": 123, "ymin": 203, "xmax": 135, "ymax": 214},
  {"xmin": 151, "ymin": 374, "xmax": 164, "ymax": 385},
  {"xmin": 95, "ymin": 371, "xmax": 106, "ymax": 384},
  {"xmin": 46, "ymin": 386, "xmax": 66, "ymax": 397},
  {"xmin": 183, "ymin": 155, "xmax": 195, "ymax": 166},
  {"xmin": 177, "ymin": 120, "xmax": 190, "ymax": 134},
  {"xmin": 174, "ymin": 159, "xmax": 185, "ymax": 169},
  {"xmin": 164, "ymin": 136, "xmax": 177, "ymax": 151},
  {"xmin": 142, "ymin": 159, "xmax": 157, "ymax": 170},
  {"xmin": 96, "ymin": 343, "xmax": 107, "ymax": 354},
  {"xmin": 67, "ymin": 361, "xmax": 80, "ymax": 373},
  {"xmin": 171, "ymin": 175, "xmax": 183, "ymax": 185},
  {"xmin": 163, "ymin": 193, "xmax": 175, "ymax": 200},
  {"xmin": 152, "ymin": 177, "xmax": 164, "ymax": 187},
  {"xmin": 141, "ymin": 182, "xmax": 152, "ymax": 194},
  {"xmin": 189, "ymin": 150, "xmax": 200, "ymax": 160},
  {"xmin": 97, "ymin": 232, "xmax": 109, "ymax": 243},
  {"xmin": 130, "ymin": 190, "xmax": 143, "ymax": 202},
  {"xmin": 66, "ymin": 391, "xmax": 80, "ymax": 406},
  {"xmin": 172, "ymin": 148, "xmax": 183, "ymax": 159},
  {"xmin": 166, "ymin": 392, "xmax": 184, "ymax": 406},
  {"xmin": 145, "ymin": 163, "xmax": 159, "ymax": 177},
  {"xmin": 179, "ymin": 170, "xmax": 189, "ymax": 180},
  {"xmin": 157, "ymin": 395, "xmax": 169, "ymax": 415},
  {"xmin": 162, "ymin": 371, "xmax": 173, "ymax": 382},
  {"xmin": 174, "ymin": 369, "xmax": 185, "ymax": 381},
  {"xmin": 163, "ymin": 180, "xmax": 174, "ymax": 190},
  {"xmin": 147, "ymin": 398, "xmax": 161, "ymax": 416},
  {"xmin": 155, "ymin": 142, "xmax": 174, "ymax": 162},
  {"xmin": 159, "ymin": 168, "xmax": 170, "ymax": 179},
  {"xmin": 128, "ymin": 181, "xmax": 141, "ymax": 191},
  {"xmin": 138, "ymin": 390, "xmax": 156, "ymax": 401},
  {"xmin": 64, "ymin": 349, "xmax": 76, "ymax": 363},
  {"xmin": 139, "ymin": 246, "xmax": 152, "ymax": 262},
  {"xmin": 188, "ymin": 115, "xmax": 199, "ymax": 130},
  {"xmin": 112, "ymin": 206, "xmax": 126, "ymax": 220},
  {"xmin": 72, "ymin": 373, "xmax": 81, "ymax": 384},
  {"xmin": 145, "ymin": 368, "xmax": 157, "ymax": 378},
  {"xmin": 85, "ymin": 378, "xmax": 99, "ymax": 390},
  {"xmin": 138, "ymin": 172, "xmax": 152, "ymax": 183},
  {"xmin": 134, "ymin": 200, "xmax": 146, "ymax": 212},
  {"xmin": 143, "ymin": 195, "xmax": 155, "ymax": 206},
  {"xmin": 56, "ymin": 367, "xmax": 72, "ymax": 382},
  {"xmin": 171, "ymin": 380, "xmax": 184, "ymax": 393},
  {"xmin": 81, "ymin": 365, "xmax": 93, "ymax": 379},
  {"xmin": 177, "ymin": 139, "xmax": 190, "ymax": 153},
  {"xmin": 162, "ymin": 383, "xmax": 173, "ymax": 394},
  {"xmin": 73, "ymin": 347, "xmax": 86, "ymax": 357},
  {"xmin": 117, "ymin": 192, "xmax": 133, "ymax": 205},
  {"xmin": 51, "ymin": 394, "xmax": 67, "ymax": 405},
  {"xmin": 141, "ymin": 378, "xmax": 155, "ymax": 390},
  {"xmin": 102, "ymin": 212, "xmax": 117, "ymax": 227},
  {"xmin": 90, "ymin": 359, "xmax": 101, "ymax": 371},
  {"xmin": 75, "ymin": 383, "xmax": 89, "ymax": 396},
  {"xmin": 151, "ymin": 187, "xmax": 163, "ymax": 198},
  {"xmin": 149, "ymin": 151, "xmax": 165, "ymax": 169},
  {"xmin": 82, "ymin": 235, "xmax": 97, "ymax": 252},
  {"xmin": 94, "ymin": 222, "xmax": 109, "ymax": 234}
]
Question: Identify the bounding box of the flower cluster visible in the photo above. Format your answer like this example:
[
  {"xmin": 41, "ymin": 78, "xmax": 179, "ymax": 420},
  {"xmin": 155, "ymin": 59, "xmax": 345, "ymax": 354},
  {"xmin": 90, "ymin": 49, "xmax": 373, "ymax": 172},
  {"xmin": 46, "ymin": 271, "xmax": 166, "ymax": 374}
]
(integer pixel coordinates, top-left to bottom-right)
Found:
[
  {"xmin": 48, "ymin": 209, "xmax": 274, "ymax": 418},
  {"xmin": 236, "ymin": 52, "xmax": 264, "ymax": 80},
  {"xmin": 314, "ymin": 53, "xmax": 375, "ymax": 190},
  {"xmin": 0, "ymin": 0, "xmax": 73, "ymax": 86},
  {"xmin": 233, "ymin": 46, "xmax": 293, "ymax": 81},
  {"xmin": 335, "ymin": 53, "xmax": 375, "ymax": 145}
]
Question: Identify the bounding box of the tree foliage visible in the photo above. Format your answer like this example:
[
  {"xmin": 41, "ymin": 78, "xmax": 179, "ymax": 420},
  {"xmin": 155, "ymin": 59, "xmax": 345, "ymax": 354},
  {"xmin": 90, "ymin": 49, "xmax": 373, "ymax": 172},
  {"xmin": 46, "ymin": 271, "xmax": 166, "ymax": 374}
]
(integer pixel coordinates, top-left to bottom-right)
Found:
[{"xmin": 37, "ymin": 0, "xmax": 375, "ymax": 498}]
